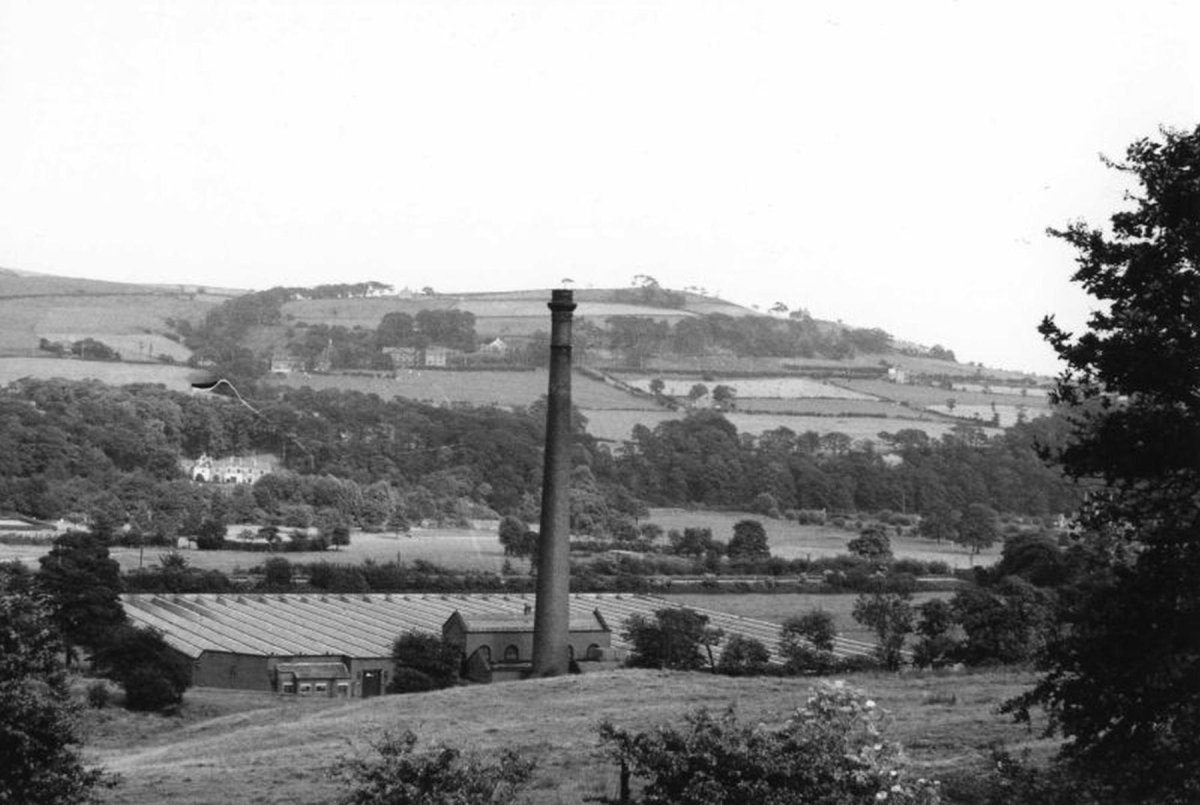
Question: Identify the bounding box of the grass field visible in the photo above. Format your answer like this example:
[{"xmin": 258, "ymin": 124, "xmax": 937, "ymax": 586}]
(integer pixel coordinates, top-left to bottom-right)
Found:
[
  {"xmin": 837, "ymin": 378, "xmax": 1053, "ymax": 412},
  {"xmin": 272, "ymin": 368, "xmax": 653, "ymax": 411},
  {"xmin": 83, "ymin": 666, "xmax": 1050, "ymax": 805},
  {"xmin": 643, "ymin": 508, "xmax": 999, "ymax": 569},
  {"xmin": 625, "ymin": 376, "xmax": 878, "ymax": 400},
  {"xmin": 665, "ymin": 591, "xmax": 951, "ymax": 644},
  {"xmin": 0, "ymin": 508, "xmax": 994, "ymax": 575},
  {"xmin": 0, "ymin": 357, "xmax": 196, "ymax": 388}
]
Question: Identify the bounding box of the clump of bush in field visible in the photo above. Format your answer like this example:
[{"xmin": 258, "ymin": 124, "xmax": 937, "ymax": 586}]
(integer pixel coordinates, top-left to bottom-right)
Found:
[
  {"xmin": 599, "ymin": 681, "xmax": 941, "ymax": 805},
  {"xmin": 329, "ymin": 730, "xmax": 534, "ymax": 805}
]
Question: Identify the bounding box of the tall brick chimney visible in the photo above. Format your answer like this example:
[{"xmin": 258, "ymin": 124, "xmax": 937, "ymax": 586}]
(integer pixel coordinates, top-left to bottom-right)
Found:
[{"xmin": 531, "ymin": 288, "xmax": 576, "ymax": 676}]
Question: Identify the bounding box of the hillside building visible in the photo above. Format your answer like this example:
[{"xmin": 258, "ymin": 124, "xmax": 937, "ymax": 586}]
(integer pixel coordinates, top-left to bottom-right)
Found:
[
  {"xmin": 119, "ymin": 592, "xmax": 878, "ymax": 698},
  {"xmin": 188, "ymin": 453, "xmax": 277, "ymax": 484}
]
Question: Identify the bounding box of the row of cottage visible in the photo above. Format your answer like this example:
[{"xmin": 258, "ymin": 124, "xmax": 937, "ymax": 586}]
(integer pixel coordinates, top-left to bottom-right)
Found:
[{"xmin": 270, "ymin": 339, "xmax": 512, "ymax": 374}]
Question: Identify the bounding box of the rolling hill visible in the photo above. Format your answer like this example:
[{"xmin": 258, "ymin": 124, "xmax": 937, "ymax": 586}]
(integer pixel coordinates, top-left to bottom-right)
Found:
[{"xmin": 0, "ymin": 267, "xmax": 1052, "ymax": 445}]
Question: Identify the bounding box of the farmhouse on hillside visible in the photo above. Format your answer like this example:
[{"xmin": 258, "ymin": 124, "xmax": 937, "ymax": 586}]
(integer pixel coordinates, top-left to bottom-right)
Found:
[{"xmin": 188, "ymin": 453, "xmax": 277, "ymax": 484}]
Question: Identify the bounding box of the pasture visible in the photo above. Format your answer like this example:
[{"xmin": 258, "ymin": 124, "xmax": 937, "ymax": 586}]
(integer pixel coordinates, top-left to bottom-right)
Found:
[
  {"xmin": 624, "ymin": 375, "xmax": 878, "ymax": 400},
  {"xmin": 271, "ymin": 367, "xmax": 652, "ymax": 411},
  {"xmin": 83, "ymin": 667, "xmax": 1049, "ymax": 805},
  {"xmin": 665, "ymin": 591, "xmax": 952, "ymax": 644},
  {"xmin": 837, "ymin": 378, "xmax": 1053, "ymax": 412},
  {"xmin": 0, "ymin": 357, "xmax": 195, "ymax": 389},
  {"xmin": 0, "ymin": 507, "xmax": 995, "ymax": 575},
  {"xmin": 581, "ymin": 407, "xmax": 989, "ymax": 444},
  {"xmin": 644, "ymin": 508, "xmax": 999, "ymax": 569}
]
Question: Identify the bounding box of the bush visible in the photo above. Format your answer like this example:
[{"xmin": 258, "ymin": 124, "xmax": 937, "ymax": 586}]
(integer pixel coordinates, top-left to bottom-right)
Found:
[
  {"xmin": 599, "ymin": 682, "xmax": 940, "ymax": 805},
  {"xmin": 389, "ymin": 632, "xmax": 460, "ymax": 693},
  {"xmin": 716, "ymin": 634, "xmax": 771, "ymax": 676},
  {"xmin": 623, "ymin": 608, "xmax": 718, "ymax": 671},
  {"xmin": 86, "ymin": 680, "xmax": 111, "ymax": 709},
  {"xmin": 91, "ymin": 625, "xmax": 193, "ymax": 712},
  {"xmin": 329, "ymin": 730, "xmax": 534, "ymax": 805}
]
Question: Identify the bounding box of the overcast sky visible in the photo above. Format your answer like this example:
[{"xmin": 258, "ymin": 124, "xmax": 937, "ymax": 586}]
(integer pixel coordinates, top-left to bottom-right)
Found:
[{"xmin": 2, "ymin": 1, "xmax": 1197, "ymax": 375}]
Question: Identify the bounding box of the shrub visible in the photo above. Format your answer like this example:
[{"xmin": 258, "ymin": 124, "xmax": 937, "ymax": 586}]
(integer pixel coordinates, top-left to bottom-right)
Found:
[
  {"xmin": 623, "ymin": 608, "xmax": 719, "ymax": 671},
  {"xmin": 389, "ymin": 632, "xmax": 460, "ymax": 693},
  {"xmin": 91, "ymin": 625, "xmax": 193, "ymax": 712},
  {"xmin": 716, "ymin": 634, "xmax": 771, "ymax": 676},
  {"xmin": 329, "ymin": 730, "xmax": 534, "ymax": 805},
  {"xmin": 86, "ymin": 680, "xmax": 111, "ymax": 709},
  {"xmin": 599, "ymin": 682, "xmax": 940, "ymax": 805}
]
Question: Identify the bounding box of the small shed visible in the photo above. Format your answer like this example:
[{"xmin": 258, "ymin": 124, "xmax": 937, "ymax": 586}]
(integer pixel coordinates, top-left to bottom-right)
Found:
[
  {"xmin": 274, "ymin": 660, "xmax": 352, "ymax": 698},
  {"xmin": 442, "ymin": 609, "xmax": 612, "ymax": 682}
]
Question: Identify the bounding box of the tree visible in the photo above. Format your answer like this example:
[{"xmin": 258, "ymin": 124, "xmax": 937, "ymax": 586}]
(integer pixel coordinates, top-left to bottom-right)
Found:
[
  {"xmin": 389, "ymin": 632, "xmax": 460, "ymax": 693},
  {"xmin": 330, "ymin": 730, "xmax": 534, "ymax": 805},
  {"xmin": 36, "ymin": 531, "xmax": 125, "ymax": 661},
  {"xmin": 952, "ymin": 577, "xmax": 1056, "ymax": 666},
  {"xmin": 648, "ymin": 377, "xmax": 665, "ymax": 397},
  {"xmin": 711, "ymin": 384, "xmax": 737, "ymax": 410},
  {"xmin": 623, "ymin": 608, "xmax": 711, "ymax": 671},
  {"xmin": 91, "ymin": 624, "xmax": 192, "ymax": 711},
  {"xmin": 847, "ymin": 524, "xmax": 893, "ymax": 564},
  {"xmin": 955, "ymin": 503, "xmax": 999, "ymax": 558},
  {"xmin": 716, "ymin": 634, "xmax": 771, "ymax": 676},
  {"xmin": 727, "ymin": 519, "xmax": 770, "ymax": 563},
  {"xmin": 497, "ymin": 516, "xmax": 536, "ymax": 559},
  {"xmin": 852, "ymin": 590, "xmax": 913, "ymax": 671},
  {"xmin": 917, "ymin": 508, "xmax": 959, "ymax": 544},
  {"xmin": 1, "ymin": 564, "xmax": 110, "ymax": 803},
  {"xmin": 779, "ymin": 610, "xmax": 838, "ymax": 674},
  {"xmin": 1011, "ymin": 125, "xmax": 1200, "ymax": 803},
  {"xmin": 598, "ymin": 682, "xmax": 940, "ymax": 805},
  {"xmin": 262, "ymin": 556, "xmax": 293, "ymax": 589},
  {"xmin": 911, "ymin": 598, "xmax": 961, "ymax": 670},
  {"xmin": 195, "ymin": 517, "xmax": 227, "ymax": 550}
]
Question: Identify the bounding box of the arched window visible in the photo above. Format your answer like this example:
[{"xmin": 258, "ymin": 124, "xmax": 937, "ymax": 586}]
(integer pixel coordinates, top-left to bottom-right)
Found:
[
  {"xmin": 476, "ymin": 645, "xmax": 491, "ymax": 663},
  {"xmin": 504, "ymin": 645, "xmax": 519, "ymax": 662},
  {"xmin": 587, "ymin": 643, "xmax": 603, "ymax": 661}
]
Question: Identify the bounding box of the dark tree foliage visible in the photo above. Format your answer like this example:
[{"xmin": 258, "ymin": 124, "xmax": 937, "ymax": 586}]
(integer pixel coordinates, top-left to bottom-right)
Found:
[
  {"xmin": 91, "ymin": 624, "xmax": 193, "ymax": 711},
  {"xmin": 36, "ymin": 531, "xmax": 125, "ymax": 659},
  {"xmin": 1012, "ymin": 125, "xmax": 1200, "ymax": 803},
  {"xmin": 911, "ymin": 598, "xmax": 960, "ymax": 670},
  {"xmin": 727, "ymin": 519, "xmax": 770, "ymax": 563},
  {"xmin": 623, "ymin": 608, "xmax": 712, "ymax": 671},
  {"xmin": 0, "ymin": 564, "xmax": 109, "ymax": 804},
  {"xmin": 715, "ymin": 634, "xmax": 771, "ymax": 676},
  {"xmin": 846, "ymin": 524, "xmax": 893, "ymax": 564},
  {"xmin": 611, "ymin": 409, "xmax": 1081, "ymax": 516},
  {"xmin": 497, "ymin": 516, "xmax": 535, "ymax": 559},
  {"xmin": 779, "ymin": 610, "xmax": 839, "ymax": 674},
  {"xmin": 956, "ymin": 503, "xmax": 1000, "ymax": 556},
  {"xmin": 851, "ymin": 590, "xmax": 914, "ymax": 671},
  {"xmin": 951, "ymin": 577, "xmax": 1056, "ymax": 666},
  {"xmin": 389, "ymin": 632, "xmax": 460, "ymax": 693}
]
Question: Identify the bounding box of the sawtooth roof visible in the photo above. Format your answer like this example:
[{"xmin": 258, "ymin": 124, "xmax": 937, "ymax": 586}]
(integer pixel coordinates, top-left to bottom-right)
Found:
[{"xmin": 120, "ymin": 592, "xmax": 879, "ymax": 663}]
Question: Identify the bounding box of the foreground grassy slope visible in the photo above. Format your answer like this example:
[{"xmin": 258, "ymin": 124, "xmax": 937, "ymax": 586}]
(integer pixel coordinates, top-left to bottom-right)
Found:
[{"xmin": 85, "ymin": 668, "xmax": 1048, "ymax": 805}]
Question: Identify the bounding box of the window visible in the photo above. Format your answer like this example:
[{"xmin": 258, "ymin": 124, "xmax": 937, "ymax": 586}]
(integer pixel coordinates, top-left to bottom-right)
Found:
[
  {"xmin": 587, "ymin": 643, "xmax": 603, "ymax": 661},
  {"xmin": 299, "ymin": 683, "xmax": 312, "ymax": 695},
  {"xmin": 282, "ymin": 682, "xmax": 296, "ymax": 694},
  {"xmin": 504, "ymin": 645, "xmax": 519, "ymax": 662},
  {"xmin": 314, "ymin": 682, "xmax": 328, "ymax": 695},
  {"xmin": 336, "ymin": 683, "xmax": 350, "ymax": 697}
]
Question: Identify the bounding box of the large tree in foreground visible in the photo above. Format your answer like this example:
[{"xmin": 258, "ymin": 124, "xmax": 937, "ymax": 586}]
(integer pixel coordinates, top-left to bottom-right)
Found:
[
  {"xmin": 1, "ymin": 564, "xmax": 109, "ymax": 804},
  {"xmin": 1013, "ymin": 125, "xmax": 1200, "ymax": 803}
]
